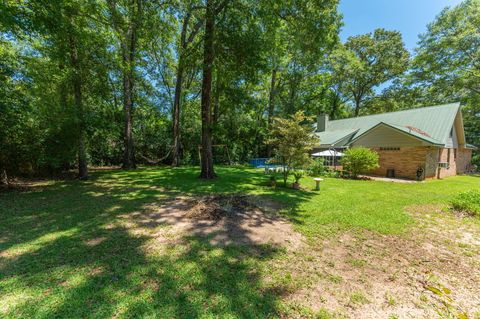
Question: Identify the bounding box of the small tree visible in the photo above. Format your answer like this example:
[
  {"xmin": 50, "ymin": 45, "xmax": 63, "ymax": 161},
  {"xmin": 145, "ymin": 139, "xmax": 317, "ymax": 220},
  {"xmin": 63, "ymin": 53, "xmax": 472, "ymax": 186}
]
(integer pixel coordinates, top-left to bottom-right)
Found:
[
  {"xmin": 267, "ymin": 111, "xmax": 318, "ymax": 187},
  {"xmin": 341, "ymin": 147, "xmax": 379, "ymax": 179}
]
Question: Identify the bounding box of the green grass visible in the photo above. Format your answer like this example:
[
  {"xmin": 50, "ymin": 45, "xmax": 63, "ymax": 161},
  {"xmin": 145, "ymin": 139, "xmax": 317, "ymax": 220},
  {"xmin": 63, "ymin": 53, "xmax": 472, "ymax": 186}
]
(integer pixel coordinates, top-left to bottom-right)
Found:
[
  {"xmin": 287, "ymin": 174, "xmax": 480, "ymax": 237},
  {"xmin": 0, "ymin": 166, "xmax": 479, "ymax": 318},
  {"xmin": 349, "ymin": 291, "xmax": 370, "ymax": 305}
]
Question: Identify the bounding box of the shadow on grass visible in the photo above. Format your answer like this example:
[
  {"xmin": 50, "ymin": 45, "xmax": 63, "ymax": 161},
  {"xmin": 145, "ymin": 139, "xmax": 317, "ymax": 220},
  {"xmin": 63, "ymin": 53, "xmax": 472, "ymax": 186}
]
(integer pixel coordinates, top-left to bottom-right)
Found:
[{"xmin": 0, "ymin": 166, "xmax": 312, "ymax": 318}]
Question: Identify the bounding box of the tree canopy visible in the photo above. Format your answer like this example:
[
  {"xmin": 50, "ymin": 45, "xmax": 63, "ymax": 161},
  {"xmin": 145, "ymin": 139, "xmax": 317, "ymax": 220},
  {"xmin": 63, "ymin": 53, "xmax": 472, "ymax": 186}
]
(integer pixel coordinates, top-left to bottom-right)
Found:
[
  {"xmin": 0, "ymin": 0, "xmax": 478, "ymax": 182},
  {"xmin": 267, "ymin": 111, "xmax": 317, "ymax": 186}
]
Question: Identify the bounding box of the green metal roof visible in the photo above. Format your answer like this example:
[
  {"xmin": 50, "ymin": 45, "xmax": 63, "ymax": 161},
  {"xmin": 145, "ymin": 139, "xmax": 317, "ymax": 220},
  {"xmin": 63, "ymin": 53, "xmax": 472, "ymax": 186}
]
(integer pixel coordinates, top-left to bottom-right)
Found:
[
  {"xmin": 315, "ymin": 129, "xmax": 358, "ymax": 146},
  {"xmin": 317, "ymin": 103, "xmax": 461, "ymax": 147}
]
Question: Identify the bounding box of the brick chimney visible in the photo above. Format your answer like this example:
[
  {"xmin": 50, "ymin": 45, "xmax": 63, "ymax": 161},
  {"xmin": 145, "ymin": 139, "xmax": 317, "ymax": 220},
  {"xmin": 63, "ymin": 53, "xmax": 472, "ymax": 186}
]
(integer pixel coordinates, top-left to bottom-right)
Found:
[{"xmin": 317, "ymin": 114, "xmax": 329, "ymax": 132}]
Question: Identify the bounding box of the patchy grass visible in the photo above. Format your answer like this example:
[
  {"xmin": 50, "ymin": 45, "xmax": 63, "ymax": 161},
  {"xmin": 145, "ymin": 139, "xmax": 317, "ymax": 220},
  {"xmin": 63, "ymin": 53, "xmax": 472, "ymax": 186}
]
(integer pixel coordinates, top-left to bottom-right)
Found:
[
  {"xmin": 1, "ymin": 166, "xmax": 479, "ymax": 318},
  {"xmin": 349, "ymin": 291, "xmax": 370, "ymax": 306}
]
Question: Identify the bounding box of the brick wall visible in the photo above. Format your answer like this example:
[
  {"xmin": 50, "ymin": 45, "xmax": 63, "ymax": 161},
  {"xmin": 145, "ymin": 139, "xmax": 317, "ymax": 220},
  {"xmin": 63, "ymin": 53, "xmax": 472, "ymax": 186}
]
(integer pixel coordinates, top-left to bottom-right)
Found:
[
  {"xmin": 425, "ymin": 148, "xmax": 438, "ymax": 178},
  {"xmin": 437, "ymin": 148, "xmax": 457, "ymax": 178},
  {"xmin": 370, "ymin": 147, "xmax": 472, "ymax": 180},
  {"xmin": 371, "ymin": 147, "xmax": 431, "ymax": 180},
  {"xmin": 344, "ymin": 146, "xmax": 472, "ymax": 180},
  {"xmin": 456, "ymin": 148, "xmax": 472, "ymax": 173}
]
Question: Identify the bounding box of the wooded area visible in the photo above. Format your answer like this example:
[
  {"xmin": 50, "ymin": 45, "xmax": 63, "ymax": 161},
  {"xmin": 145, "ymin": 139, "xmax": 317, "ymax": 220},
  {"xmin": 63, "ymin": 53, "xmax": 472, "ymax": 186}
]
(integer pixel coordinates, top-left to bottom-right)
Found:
[{"xmin": 1, "ymin": 0, "xmax": 479, "ymax": 182}]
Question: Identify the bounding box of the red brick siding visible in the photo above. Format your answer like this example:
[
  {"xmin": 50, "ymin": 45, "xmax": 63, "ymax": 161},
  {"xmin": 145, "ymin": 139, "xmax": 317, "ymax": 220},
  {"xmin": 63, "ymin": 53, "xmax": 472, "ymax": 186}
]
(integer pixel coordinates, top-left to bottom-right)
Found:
[
  {"xmin": 456, "ymin": 148, "xmax": 472, "ymax": 174},
  {"xmin": 437, "ymin": 148, "xmax": 457, "ymax": 178},
  {"xmin": 425, "ymin": 148, "xmax": 439, "ymax": 178},
  {"xmin": 371, "ymin": 147, "xmax": 431, "ymax": 180},
  {"xmin": 369, "ymin": 147, "xmax": 472, "ymax": 180}
]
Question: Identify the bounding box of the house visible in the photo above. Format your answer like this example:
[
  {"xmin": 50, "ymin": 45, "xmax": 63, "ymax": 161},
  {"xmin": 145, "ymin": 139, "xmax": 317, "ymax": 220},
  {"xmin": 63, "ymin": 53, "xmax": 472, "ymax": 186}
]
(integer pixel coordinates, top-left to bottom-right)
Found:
[{"xmin": 314, "ymin": 103, "xmax": 476, "ymax": 180}]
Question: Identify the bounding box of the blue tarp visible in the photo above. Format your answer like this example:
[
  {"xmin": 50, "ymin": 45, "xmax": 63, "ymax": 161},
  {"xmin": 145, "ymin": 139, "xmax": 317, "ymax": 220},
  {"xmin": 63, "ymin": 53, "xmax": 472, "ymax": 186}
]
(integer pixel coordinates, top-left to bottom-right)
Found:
[{"xmin": 249, "ymin": 158, "xmax": 269, "ymax": 168}]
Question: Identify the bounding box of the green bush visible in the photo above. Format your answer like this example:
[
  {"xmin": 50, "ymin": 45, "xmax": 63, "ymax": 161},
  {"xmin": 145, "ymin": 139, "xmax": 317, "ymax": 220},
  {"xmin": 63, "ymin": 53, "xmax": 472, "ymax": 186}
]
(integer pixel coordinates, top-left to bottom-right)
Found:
[
  {"xmin": 472, "ymin": 153, "xmax": 480, "ymax": 167},
  {"xmin": 341, "ymin": 147, "xmax": 379, "ymax": 178},
  {"xmin": 450, "ymin": 190, "xmax": 480, "ymax": 217},
  {"xmin": 324, "ymin": 170, "xmax": 340, "ymax": 178},
  {"xmin": 293, "ymin": 170, "xmax": 305, "ymax": 183},
  {"xmin": 308, "ymin": 158, "xmax": 325, "ymax": 176}
]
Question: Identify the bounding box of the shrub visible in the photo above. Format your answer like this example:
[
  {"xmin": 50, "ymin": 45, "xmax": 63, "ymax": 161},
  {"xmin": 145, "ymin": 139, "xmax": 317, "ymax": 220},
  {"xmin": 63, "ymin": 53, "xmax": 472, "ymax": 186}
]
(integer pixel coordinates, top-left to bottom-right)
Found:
[
  {"xmin": 293, "ymin": 170, "xmax": 305, "ymax": 183},
  {"xmin": 450, "ymin": 190, "xmax": 480, "ymax": 217},
  {"xmin": 472, "ymin": 153, "xmax": 480, "ymax": 167},
  {"xmin": 267, "ymin": 111, "xmax": 317, "ymax": 187},
  {"xmin": 341, "ymin": 147, "xmax": 379, "ymax": 178},
  {"xmin": 308, "ymin": 158, "xmax": 325, "ymax": 176},
  {"xmin": 267, "ymin": 175, "xmax": 277, "ymax": 187},
  {"xmin": 324, "ymin": 170, "xmax": 340, "ymax": 178}
]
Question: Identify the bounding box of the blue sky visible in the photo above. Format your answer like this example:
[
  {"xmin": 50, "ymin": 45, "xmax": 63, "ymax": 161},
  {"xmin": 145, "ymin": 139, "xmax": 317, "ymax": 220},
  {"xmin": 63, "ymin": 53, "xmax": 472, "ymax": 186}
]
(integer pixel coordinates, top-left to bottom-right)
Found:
[{"xmin": 339, "ymin": 0, "xmax": 463, "ymax": 51}]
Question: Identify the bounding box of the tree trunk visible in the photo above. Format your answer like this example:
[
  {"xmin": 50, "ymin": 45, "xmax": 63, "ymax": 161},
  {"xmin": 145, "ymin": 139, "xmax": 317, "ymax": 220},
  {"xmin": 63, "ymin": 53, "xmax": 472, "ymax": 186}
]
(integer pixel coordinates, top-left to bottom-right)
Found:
[
  {"xmin": 171, "ymin": 9, "xmax": 205, "ymax": 166},
  {"xmin": 329, "ymin": 92, "xmax": 339, "ymax": 120},
  {"xmin": 171, "ymin": 60, "xmax": 184, "ymax": 167},
  {"xmin": 0, "ymin": 168, "xmax": 8, "ymax": 186},
  {"xmin": 213, "ymin": 74, "xmax": 220, "ymax": 125},
  {"xmin": 172, "ymin": 57, "xmax": 184, "ymax": 167},
  {"xmin": 199, "ymin": 0, "xmax": 216, "ymax": 179},
  {"xmin": 122, "ymin": 25, "xmax": 137, "ymax": 169},
  {"xmin": 171, "ymin": 13, "xmax": 190, "ymax": 168},
  {"xmin": 354, "ymin": 95, "xmax": 361, "ymax": 117},
  {"xmin": 106, "ymin": 0, "xmax": 141, "ymax": 169},
  {"xmin": 266, "ymin": 67, "xmax": 277, "ymax": 157},
  {"xmin": 68, "ymin": 34, "xmax": 88, "ymax": 179}
]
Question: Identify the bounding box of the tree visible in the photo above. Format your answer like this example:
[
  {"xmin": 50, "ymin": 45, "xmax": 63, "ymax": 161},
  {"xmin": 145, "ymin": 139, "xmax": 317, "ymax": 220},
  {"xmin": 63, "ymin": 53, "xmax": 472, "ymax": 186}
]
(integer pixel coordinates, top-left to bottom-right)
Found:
[
  {"xmin": 199, "ymin": 0, "xmax": 216, "ymax": 178},
  {"xmin": 324, "ymin": 46, "xmax": 357, "ymax": 119},
  {"xmin": 107, "ymin": 0, "xmax": 146, "ymax": 169},
  {"xmin": 170, "ymin": 2, "xmax": 205, "ymax": 167},
  {"xmin": 0, "ymin": 0, "xmax": 346, "ymax": 179},
  {"xmin": 341, "ymin": 147, "xmax": 379, "ymax": 179},
  {"xmin": 413, "ymin": 0, "xmax": 480, "ymax": 98},
  {"xmin": 411, "ymin": 0, "xmax": 480, "ymax": 149},
  {"xmin": 342, "ymin": 29, "xmax": 410, "ymax": 116},
  {"xmin": 3, "ymin": 0, "xmax": 107, "ymax": 179},
  {"xmin": 258, "ymin": 0, "xmax": 341, "ymax": 154},
  {"xmin": 267, "ymin": 111, "xmax": 317, "ymax": 187},
  {"xmin": 0, "ymin": 39, "xmax": 37, "ymax": 184},
  {"xmin": 199, "ymin": 0, "xmax": 228, "ymax": 179}
]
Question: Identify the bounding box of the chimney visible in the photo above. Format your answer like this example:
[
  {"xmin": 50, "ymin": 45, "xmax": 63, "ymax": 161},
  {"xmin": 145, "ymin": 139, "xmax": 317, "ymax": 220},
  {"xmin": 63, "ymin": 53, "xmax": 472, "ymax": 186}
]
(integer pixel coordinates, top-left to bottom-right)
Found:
[{"xmin": 317, "ymin": 114, "xmax": 329, "ymax": 132}]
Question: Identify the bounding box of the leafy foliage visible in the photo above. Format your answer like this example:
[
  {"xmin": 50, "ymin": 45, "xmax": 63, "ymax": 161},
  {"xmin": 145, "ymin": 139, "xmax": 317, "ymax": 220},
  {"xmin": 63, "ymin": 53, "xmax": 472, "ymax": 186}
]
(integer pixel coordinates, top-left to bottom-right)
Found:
[
  {"xmin": 0, "ymin": 0, "xmax": 344, "ymax": 181},
  {"xmin": 292, "ymin": 170, "xmax": 305, "ymax": 184},
  {"xmin": 341, "ymin": 29, "xmax": 410, "ymax": 116},
  {"xmin": 403, "ymin": 0, "xmax": 480, "ymax": 152},
  {"xmin": 308, "ymin": 158, "xmax": 326, "ymax": 177},
  {"xmin": 0, "ymin": 0, "xmax": 478, "ymax": 182},
  {"xmin": 267, "ymin": 111, "xmax": 317, "ymax": 186},
  {"xmin": 450, "ymin": 190, "xmax": 480, "ymax": 217},
  {"xmin": 341, "ymin": 147, "xmax": 379, "ymax": 179}
]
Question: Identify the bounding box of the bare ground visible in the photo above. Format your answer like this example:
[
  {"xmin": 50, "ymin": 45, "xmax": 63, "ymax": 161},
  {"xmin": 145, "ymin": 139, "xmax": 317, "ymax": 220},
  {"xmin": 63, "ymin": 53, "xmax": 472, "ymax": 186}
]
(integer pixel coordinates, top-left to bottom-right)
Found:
[
  {"xmin": 116, "ymin": 195, "xmax": 305, "ymax": 250},
  {"xmin": 115, "ymin": 196, "xmax": 480, "ymax": 319},
  {"xmin": 281, "ymin": 205, "xmax": 480, "ymax": 319}
]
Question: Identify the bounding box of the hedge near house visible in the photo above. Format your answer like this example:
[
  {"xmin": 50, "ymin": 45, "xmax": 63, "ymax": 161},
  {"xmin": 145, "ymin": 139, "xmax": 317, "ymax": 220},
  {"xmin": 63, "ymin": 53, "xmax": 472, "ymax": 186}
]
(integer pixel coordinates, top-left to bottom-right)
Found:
[{"xmin": 341, "ymin": 147, "xmax": 379, "ymax": 178}]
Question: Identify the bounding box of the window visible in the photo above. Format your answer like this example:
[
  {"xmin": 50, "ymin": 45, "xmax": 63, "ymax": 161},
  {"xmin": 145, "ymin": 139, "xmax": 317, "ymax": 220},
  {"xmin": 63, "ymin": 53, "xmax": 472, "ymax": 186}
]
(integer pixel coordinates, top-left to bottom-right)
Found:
[
  {"xmin": 379, "ymin": 147, "xmax": 400, "ymax": 151},
  {"xmin": 454, "ymin": 149, "xmax": 457, "ymax": 160},
  {"xmin": 438, "ymin": 162, "xmax": 450, "ymax": 169},
  {"xmin": 447, "ymin": 149, "xmax": 451, "ymax": 163}
]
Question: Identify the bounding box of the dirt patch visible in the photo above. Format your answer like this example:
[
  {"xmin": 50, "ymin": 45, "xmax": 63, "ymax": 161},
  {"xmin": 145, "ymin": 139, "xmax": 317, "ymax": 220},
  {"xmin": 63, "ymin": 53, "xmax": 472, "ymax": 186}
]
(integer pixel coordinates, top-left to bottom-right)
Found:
[
  {"xmin": 185, "ymin": 195, "xmax": 251, "ymax": 220},
  {"xmin": 118, "ymin": 195, "xmax": 305, "ymax": 250},
  {"xmin": 280, "ymin": 206, "xmax": 480, "ymax": 318},
  {"xmin": 117, "ymin": 199, "xmax": 480, "ymax": 318}
]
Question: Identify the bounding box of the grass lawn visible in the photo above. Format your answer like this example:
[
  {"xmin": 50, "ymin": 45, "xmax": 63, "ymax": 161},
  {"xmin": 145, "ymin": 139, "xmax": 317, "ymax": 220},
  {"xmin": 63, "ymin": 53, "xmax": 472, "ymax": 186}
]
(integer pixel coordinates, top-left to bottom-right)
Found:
[{"xmin": 1, "ymin": 166, "xmax": 479, "ymax": 318}]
